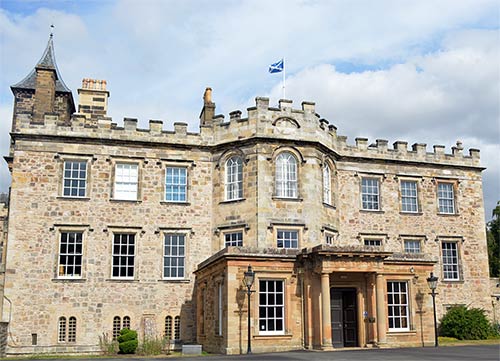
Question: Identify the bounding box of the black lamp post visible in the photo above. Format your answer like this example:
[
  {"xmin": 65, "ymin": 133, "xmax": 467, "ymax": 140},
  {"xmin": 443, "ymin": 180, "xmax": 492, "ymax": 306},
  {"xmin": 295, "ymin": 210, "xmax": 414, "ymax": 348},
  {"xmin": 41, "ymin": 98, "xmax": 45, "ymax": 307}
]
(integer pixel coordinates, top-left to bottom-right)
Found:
[
  {"xmin": 243, "ymin": 265, "xmax": 255, "ymax": 354},
  {"xmin": 426, "ymin": 272, "xmax": 439, "ymax": 347}
]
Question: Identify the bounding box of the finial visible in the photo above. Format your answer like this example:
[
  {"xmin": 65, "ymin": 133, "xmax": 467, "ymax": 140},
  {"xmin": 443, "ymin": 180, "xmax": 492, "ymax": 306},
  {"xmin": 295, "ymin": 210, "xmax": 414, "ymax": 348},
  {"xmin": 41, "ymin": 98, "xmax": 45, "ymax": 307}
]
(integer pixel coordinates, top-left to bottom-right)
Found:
[{"xmin": 50, "ymin": 24, "xmax": 54, "ymax": 37}]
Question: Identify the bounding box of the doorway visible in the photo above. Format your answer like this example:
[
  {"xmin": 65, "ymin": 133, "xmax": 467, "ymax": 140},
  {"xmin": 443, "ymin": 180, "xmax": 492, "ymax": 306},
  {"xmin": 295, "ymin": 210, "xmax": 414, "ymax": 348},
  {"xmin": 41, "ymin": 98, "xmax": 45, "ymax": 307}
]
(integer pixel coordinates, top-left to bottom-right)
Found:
[{"xmin": 331, "ymin": 288, "xmax": 358, "ymax": 347}]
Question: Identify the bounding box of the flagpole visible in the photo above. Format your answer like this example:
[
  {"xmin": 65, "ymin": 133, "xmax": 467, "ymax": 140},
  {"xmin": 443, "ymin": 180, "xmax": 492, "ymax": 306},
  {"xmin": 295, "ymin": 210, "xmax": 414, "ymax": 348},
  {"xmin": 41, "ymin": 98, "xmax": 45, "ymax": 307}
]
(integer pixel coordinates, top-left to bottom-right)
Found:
[{"xmin": 282, "ymin": 57, "xmax": 286, "ymax": 99}]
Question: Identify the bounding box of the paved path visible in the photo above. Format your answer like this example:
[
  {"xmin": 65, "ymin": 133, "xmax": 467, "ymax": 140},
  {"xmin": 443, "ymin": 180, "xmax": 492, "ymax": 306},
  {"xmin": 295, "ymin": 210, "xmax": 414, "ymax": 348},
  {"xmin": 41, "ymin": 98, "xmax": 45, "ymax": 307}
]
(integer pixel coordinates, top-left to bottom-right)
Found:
[{"xmin": 24, "ymin": 344, "xmax": 500, "ymax": 361}]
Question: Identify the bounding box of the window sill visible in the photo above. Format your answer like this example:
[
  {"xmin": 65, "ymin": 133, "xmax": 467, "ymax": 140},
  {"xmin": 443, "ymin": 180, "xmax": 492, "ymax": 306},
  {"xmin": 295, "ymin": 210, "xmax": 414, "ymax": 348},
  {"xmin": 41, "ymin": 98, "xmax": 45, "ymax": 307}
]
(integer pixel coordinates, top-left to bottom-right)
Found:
[
  {"xmin": 160, "ymin": 201, "xmax": 191, "ymax": 206},
  {"xmin": 387, "ymin": 330, "xmax": 416, "ymax": 335},
  {"xmin": 52, "ymin": 278, "xmax": 86, "ymax": 282},
  {"xmin": 253, "ymin": 334, "xmax": 292, "ymax": 340},
  {"xmin": 219, "ymin": 198, "xmax": 246, "ymax": 204},
  {"xmin": 272, "ymin": 196, "xmax": 303, "ymax": 202},
  {"xmin": 442, "ymin": 279, "xmax": 464, "ymax": 284},
  {"xmin": 400, "ymin": 211, "xmax": 423, "ymax": 216},
  {"xmin": 56, "ymin": 196, "xmax": 90, "ymax": 201},
  {"xmin": 323, "ymin": 202, "xmax": 336, "ymax": 209},
  {"xmin": 360, "ymin": 209, "xmax": 384, "ymax": 214},
  {"xmin": 109, "ymin": 199, "xmax": 142, "ymax": 203},
  {"xmin": 437, "ymin": 213, "xmax": 459, "ymax": 217},
  {"xmin": 158, "ymin": 278, "xmax": 190, "ymax": 283},
  {"xmin": 106, "ymin": 278, "xmax": 139, "ymax": 282}
]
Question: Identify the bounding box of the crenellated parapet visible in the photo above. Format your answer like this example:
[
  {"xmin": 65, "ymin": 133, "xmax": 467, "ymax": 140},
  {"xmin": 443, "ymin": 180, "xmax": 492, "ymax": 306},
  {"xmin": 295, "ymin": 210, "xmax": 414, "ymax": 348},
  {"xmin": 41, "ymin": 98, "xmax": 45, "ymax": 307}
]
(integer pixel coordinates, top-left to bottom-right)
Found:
[
  {"xmin": 11, "ymin": 95, "xmax": 481, "ymax": 168},
  {"xmin": 335, "ymin": 136, "xmax": 480, "ymax": 167}
]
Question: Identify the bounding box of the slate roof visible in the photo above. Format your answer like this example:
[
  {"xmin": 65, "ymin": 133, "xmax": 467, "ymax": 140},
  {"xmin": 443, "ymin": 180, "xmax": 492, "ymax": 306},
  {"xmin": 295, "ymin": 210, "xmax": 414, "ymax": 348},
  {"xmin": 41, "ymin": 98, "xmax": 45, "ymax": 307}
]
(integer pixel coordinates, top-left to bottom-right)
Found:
[{"xmin": 11, "ymin": 34, "xmax": 72, "ymax": 93}]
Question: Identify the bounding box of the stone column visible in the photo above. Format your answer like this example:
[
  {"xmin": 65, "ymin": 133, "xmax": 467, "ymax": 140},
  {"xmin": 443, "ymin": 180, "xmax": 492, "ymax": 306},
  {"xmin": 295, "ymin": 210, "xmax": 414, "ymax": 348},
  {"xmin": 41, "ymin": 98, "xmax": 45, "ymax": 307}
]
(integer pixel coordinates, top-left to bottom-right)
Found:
[
  {"xmin": 376, "ymin": 273, "xmax": 387, "ymax": 345},
  {"xmin": 321, "ymin": 273, "xmax": 333, "ymax": 349}
]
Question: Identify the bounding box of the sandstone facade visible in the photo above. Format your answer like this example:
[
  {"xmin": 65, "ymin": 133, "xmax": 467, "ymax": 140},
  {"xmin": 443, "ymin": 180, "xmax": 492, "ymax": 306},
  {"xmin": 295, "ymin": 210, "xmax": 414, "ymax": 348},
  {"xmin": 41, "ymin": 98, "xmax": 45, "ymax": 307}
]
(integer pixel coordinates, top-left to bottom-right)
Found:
[{"xmin": 0, "ymin": 36, "xmax": 492, "ymax": 355}]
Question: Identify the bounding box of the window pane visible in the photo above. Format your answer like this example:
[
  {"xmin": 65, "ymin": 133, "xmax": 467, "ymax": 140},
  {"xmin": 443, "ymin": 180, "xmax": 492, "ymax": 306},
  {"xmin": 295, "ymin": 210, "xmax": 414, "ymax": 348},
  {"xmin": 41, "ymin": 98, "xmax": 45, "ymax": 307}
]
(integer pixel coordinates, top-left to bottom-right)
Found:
[
  {"xmin": 259, "ymin": 280, "xmax": 285, "ymax": 335},
  {"xmin": 112, "ymin": 233, "xmax": 135, "ymax": 279},
  {"xmin": 442, "ymin": 242, "xmax": 459, "ymax": 280},
  {"xmin": 225, "ymin": 157, "xmax": 243, "ymax": 201},
  {"xmin": 361, "ymin": 178, "xmax": 380, "ymax": 210},
  {"xmin": 164, "ymin": 234, "xmax": 186, "ymax": 279},
  {"xmin": 165, "ymin": 167, "xmax": 187, "ymax": 202},
  {"xmin": 58, "ymin": 232, "xmax": 83, "ymax": 278},
  {"xmin": 387, "ymin": 281, "xmax": 409, "ymax": 331},
  {"xmin": 275, "ymin": 153, "xmax": 298, "ymax": 198},
  {"xmin": 276, "ymin": 229, "xmax": 298, "ymax": 249},
  {"xmin": 62, "ymin": 161, "xmax": 87, "ymax": 198},
  {"xmin": 438, "ymin": 183, "xmax": 455, "ymax": 214}
]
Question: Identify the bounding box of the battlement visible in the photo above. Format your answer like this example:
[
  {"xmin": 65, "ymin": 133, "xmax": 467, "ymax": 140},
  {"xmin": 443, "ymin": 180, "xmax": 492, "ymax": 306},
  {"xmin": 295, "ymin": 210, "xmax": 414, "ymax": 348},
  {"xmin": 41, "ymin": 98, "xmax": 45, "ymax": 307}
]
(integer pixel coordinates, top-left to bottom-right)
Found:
[{"xmin": 11, "ymin": 95, "xmax": 481, "ymax": 168}]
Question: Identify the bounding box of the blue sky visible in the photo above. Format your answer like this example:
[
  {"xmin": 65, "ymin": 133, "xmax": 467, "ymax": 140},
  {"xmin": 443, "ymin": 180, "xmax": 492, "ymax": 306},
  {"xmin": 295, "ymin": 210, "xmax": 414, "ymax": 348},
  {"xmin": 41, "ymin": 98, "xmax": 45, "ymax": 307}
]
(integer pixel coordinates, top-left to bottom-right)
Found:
[{"xmin": 0, "ymin": 0, "xmax": 499, "ymax": 219}]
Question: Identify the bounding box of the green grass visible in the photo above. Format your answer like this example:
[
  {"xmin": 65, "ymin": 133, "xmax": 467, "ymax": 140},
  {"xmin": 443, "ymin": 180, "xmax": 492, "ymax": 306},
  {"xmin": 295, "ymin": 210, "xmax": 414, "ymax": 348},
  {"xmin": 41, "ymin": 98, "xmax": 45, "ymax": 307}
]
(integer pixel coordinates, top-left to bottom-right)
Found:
[{"xmin": 438, "ymin": 336, "xmax": 500, "ymax": 346}]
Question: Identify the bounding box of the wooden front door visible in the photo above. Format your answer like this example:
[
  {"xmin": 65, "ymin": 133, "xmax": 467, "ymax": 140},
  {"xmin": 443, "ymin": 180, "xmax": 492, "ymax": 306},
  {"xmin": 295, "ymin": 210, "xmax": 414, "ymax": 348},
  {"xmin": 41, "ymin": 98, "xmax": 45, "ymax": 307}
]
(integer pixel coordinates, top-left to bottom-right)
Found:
[{"xmin": 331, "ymin": 288, "xmax": 358, "ymax": 347}]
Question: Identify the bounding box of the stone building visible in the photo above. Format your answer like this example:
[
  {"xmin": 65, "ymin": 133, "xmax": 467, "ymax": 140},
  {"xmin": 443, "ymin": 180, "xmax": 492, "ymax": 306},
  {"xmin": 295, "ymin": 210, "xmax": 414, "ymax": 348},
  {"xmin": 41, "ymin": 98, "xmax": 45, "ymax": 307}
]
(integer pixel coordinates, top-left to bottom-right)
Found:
[{"xmin": 0, "ymin": 35, "xmax": 492, "ymax": 356}]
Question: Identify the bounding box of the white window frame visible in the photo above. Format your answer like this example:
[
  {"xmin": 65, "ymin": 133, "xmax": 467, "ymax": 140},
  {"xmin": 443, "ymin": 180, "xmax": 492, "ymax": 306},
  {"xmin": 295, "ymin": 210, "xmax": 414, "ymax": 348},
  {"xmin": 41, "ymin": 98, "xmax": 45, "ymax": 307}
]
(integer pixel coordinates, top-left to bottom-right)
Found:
[
  {"xmin": 163, "ymin": 233, "xmax": 186, "ymax": 279},
  {"xmin": 438, "ymin": 182, "xmax": 455, "ymax": 214},
  {"xmin": 404, "ymin": 239, "xmax": 421, "ymax": 253},
  {"xmin": 275, "ymin": 152, "xmax": 298, "ymax": 198},
  {"xmin": 258, "ymin": 279, "xmax": 285, "ymax": 335},
  {"xmin": 57, "ymin": 231, "xmax": 83, "ymax": 279},
  {"xmin": 165, "ymin": 166, "xmax": 187, "ymax": 202},
  {"xmin": 442, "ymin": 241, "xmax": 460, "ymax": 281},
  {"xmin": 62, "ymin": 160, "xmax": 88, "ymax": 198},
  {"xmin": 276, "ymin": 229, "xmax": 299, "ymax": 249},
  {"xmin": 387, "ymin": 281, "xmax": 410, "ymax": 332},
  {"xmin": 325, "ymin": 232, "xmax": 335, "ymax": 245},
  {"xmin": 111, "ymin": 233, "xmax": 136, "ymax": 279},
  {"xmin": 323, "ymin": 164, "xmax": 332, "ymax": 205},
  {"xmin": 401, "ymin": 180, "xmax": 418, "ymax": 213},
  {"xmin": 364, "ymin": 239, "xmax": 382, "ymax": 247},
  {"xmin": 114, "ymin": 163, "xmax": 139, "ymax": 200},
  {"xmin": 361, "ymin": 177, "xmax": 380, "ymax": 210},
  {"xmin": 225, "ymin": 156, "xmax": 243, "ymax": 201},
  {"xmin": 224, "ymin": 231, "xmax": 243, "ymax": 247}
]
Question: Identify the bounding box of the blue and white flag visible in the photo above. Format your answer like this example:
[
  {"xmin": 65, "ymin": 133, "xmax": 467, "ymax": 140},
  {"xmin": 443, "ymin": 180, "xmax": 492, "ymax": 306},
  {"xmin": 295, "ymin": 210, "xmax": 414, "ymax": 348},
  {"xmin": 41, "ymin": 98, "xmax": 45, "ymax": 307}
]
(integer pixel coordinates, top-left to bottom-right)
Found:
[{"xmin": 269, "ymin": 59, "xmax": 284, "ymax": 73}]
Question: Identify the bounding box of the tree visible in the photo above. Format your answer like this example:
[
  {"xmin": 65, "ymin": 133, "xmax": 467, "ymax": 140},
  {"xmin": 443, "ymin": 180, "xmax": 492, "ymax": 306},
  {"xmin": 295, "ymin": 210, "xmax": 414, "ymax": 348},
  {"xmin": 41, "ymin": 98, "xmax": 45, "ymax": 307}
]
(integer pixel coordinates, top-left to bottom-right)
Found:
[{"xmin": 487, "ymin": 201, "xmax": 500, "ymax": 277}]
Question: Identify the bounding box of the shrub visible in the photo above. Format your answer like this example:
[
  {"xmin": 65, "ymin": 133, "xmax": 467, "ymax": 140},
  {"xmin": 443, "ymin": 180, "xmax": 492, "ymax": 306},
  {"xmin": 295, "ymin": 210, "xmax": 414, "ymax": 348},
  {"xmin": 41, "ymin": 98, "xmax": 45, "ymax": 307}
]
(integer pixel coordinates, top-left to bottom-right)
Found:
[
  {"xmin": 98, "ymin": 332, "xmax": 118, "ymax": 355},
  {"xmin": 440, "ymin": 306, "xmax": 491, "ymax": 340},
  {"xmin": 117, "ymin": 328, "xmax": 138, "ymax": 354},
  {"xmin": 137, "ymin": 335, "xmax": 168, "ymax": 355}
]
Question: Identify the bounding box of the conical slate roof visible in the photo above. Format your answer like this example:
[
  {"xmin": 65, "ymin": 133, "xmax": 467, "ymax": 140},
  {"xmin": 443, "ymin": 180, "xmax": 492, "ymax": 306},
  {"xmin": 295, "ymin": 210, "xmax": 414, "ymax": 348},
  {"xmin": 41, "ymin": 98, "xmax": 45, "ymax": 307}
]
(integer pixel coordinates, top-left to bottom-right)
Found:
[{"xmin": 11, "ymin": 34, "xmax": 72, "ymax": 93}]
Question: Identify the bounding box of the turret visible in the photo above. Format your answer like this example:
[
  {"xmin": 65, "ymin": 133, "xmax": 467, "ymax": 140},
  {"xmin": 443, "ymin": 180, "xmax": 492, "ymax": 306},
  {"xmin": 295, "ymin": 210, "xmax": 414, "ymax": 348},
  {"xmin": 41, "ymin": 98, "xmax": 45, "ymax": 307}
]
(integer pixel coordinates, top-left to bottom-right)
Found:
[{"xmin": 10, "ymin": 34, "xmax": 75, "ymax": 130}]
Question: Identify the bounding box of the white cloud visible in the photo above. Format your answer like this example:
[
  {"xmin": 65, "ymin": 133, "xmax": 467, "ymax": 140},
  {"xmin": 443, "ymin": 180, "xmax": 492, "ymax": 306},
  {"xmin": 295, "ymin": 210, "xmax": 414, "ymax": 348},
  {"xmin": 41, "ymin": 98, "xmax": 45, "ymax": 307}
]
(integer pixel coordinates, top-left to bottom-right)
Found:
[{"xmin": 0, "ymin": 0, "xmax": 498, "ymax": 217}]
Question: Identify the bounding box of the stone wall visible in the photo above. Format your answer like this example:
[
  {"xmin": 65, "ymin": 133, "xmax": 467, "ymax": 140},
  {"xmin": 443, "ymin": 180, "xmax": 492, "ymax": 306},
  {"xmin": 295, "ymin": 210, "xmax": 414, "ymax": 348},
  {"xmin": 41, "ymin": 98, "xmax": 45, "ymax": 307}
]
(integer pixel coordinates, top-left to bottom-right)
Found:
[{"xmin": 2, "ymin": 94, "xmax": 491, "ymax": 354}]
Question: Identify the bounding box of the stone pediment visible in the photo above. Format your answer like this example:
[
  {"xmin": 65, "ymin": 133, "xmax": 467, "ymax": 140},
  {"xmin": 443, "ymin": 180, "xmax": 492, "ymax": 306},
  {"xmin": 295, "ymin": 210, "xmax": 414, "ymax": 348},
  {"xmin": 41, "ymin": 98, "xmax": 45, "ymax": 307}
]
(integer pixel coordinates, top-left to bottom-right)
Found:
[{"xmin": 272, "ymin": 116, "xmax": 301, "ymax": 129}]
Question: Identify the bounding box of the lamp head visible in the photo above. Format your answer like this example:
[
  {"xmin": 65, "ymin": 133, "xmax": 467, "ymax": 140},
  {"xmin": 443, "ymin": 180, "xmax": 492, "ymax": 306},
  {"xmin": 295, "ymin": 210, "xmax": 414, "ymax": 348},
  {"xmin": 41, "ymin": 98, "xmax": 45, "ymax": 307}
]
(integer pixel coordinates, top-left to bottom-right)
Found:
[
  {"xmin": 426, "ymin": 272, "xmax": 438, "ymax": 291},
  {"xmin": 243, "ymin": 265, "xmax": 255, "ymax": 288}
]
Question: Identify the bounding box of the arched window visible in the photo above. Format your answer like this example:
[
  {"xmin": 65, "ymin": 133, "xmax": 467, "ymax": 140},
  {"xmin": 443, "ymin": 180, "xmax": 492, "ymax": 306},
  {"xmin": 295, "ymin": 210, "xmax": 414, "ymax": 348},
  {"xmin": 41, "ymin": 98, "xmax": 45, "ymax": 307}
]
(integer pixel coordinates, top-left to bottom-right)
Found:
[
  {"xmin": 113, "ymin": 316, "xmax": 121, "ymax": 340},
  {"xmin": 275, "ymin": 152, "xmax": 298, "ymax": 198},
  {"xmin": 165, "ymin": 316, "xmax": 172, "ymax": 340},
  {"xmin": 68, "ymin": 317, "xmax": 77, "ymax": 343},
  {"xmin": 174, "ymin": 316, "xmax": 181, "ymax": 340},
  {"xmin": 323, "ymin": 164, "xmax": 331, "ymax": 205},
  {"xmin": 225, "ymin": 156, "xmax": 243, "ymax": 200},
  {"xmin": 123, "ymin": 316, "xmax": 131, "ymax": 329},
  {"xmin": 58, "ymin": 317, "xmax": 67, "ymax": 343}
]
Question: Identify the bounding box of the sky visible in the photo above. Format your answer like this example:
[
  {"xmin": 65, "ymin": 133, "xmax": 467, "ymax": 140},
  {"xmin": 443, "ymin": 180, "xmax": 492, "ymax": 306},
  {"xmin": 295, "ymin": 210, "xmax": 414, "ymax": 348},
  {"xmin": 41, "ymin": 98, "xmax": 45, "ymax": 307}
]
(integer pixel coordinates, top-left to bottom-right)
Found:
[{"xmin": 0, "ymin": 0, "xmax": 499, "ymax": 220}]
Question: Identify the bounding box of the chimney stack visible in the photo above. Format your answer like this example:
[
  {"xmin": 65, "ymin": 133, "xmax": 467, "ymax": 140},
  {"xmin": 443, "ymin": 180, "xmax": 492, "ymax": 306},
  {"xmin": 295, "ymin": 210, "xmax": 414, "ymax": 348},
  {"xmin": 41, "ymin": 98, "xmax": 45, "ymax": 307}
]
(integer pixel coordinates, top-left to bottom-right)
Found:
[{"xmin": 77, "ymin": 78, "xmax": 110, "ymax": 122}]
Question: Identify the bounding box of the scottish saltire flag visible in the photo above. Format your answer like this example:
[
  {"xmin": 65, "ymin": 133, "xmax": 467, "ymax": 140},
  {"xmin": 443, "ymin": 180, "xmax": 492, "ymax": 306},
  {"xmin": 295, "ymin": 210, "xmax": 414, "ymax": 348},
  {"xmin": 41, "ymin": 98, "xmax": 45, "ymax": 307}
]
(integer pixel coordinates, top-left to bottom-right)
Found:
[{"xmin": 269, "ymin": 59, "xmax": 284, "ymax": 73}]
